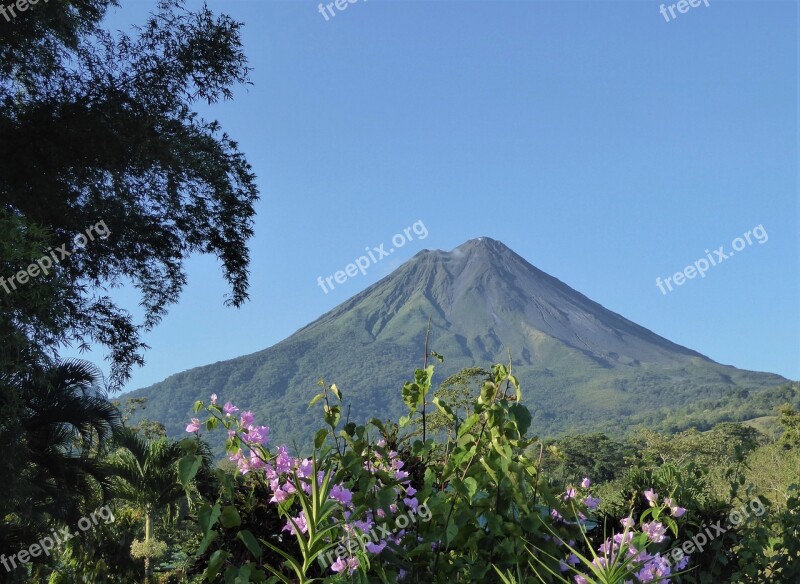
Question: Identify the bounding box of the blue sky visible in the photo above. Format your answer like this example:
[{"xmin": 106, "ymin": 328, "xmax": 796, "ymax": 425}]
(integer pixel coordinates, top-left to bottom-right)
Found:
[{"xmin": 88, "ymin": 0, "xmax": 798, "ymax": 392}]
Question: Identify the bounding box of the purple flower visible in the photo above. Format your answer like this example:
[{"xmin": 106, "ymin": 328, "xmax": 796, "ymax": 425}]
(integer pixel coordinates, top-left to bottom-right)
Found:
[
  {"xmin": 275, "ymin": 445, "xmax": 292, "ymax": 473},
  {"xmin": 644, "ymin": 489, "xmax": 658, "ymax": 506},
  {"xmin": 621, "ymin": 516, "xmax": 635, "ymax": 529},
  {"xmin": 296, "ymin": 458, "xmax": 313, "ymax": 478},
  {"xmin": 240, "ymin": 411, "xmax": 255, "ymax": 426},
  {"xmin": 563, "ymin": 487, "xmax": 577, "ymax": 501},
  {"xmin": 366, "ymin": 540, "xmax": 387, "ymax": 554},
  {"xmin": 665, "ymin": 497, "xmax": 686, "ymax": 517},
  {"xmin": 581, "ymin": 477, "xmax": 591, "ymax": 489},
  {"xmin": 551, "ymin": 508, "xmax": 563, "ymax": 522},
  {"xmin": 330, "ymin": 484, "xmax": 353, "ymax": 506},
  {"xmin": 210, "ymin": 393, "xmax": 218, "ymax": 405},
  {"xmin": 642, "ymin": 521, "xmax": 667, "ymax": 543},
  {"xmin": 185, "ymin": 418, "xmax": 202, "ymax": 433},
  {"xmin": 223, "ymin": 402, "xmax": 239, "ymax": 416},
  {"xmin": 584, "ymin": 495, "xmax": 601, "ymax": 510}
]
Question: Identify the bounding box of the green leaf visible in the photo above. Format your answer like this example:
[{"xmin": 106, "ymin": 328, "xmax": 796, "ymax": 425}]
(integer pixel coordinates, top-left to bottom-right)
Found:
[
  {"xmin": 194, "ymin": 400, "xmax": 204, "ymax": 413},
  {"xmin": 330, "ymin": 383, "xmax": 342, "ymax": 401},
  {"xmin": 508, "ymin": 404, "xmax": 532, "ymax": 435},
  {"xmin": 207, "ymin": 549, "xmax": 228, "ymax": 581},
  {"xmin": 178, "ymin": 437, "xmax": 198, "ymax": 454},
  {"xmin": 308, "ymin": 393, "xmax": 324, "ymax": 408},
  {"xmin": 463, "ymin": 477, "xmax": 478, "ymax": 499},
  {"xmin": 197, "ymin": 529, "xmax": 218, "ymax": 555},
  {"xmin": 314, "ymin": 428, "xmax": 328, "ymax": 449},
  {"xmin": 237, "ymin": 529, "xmax": 262, "ymax": 558},
  {"xmin": 433, "ymin": 396, "xmax": 456, "ymax": 421},
  {"xmin": 445, "ymin": 521, "xmax": 458, "ymax": 545},
  {"xmin": 402, "ymin": 381, "xmax": 422, "ymax": 411},
  {"xmin": 430, "ymin": 350, "xmax": 444, "ymax": 363},
  {"xmin": 220, "ymin": 505, "xmax": 242, "ymax": 528},
  {"xmin": 178, "ymin": 454, "xmax": 201, "ymax": 487},
  {"xmin": 199, "ymin": 504, "xmax": 222, "ymax": 534}
]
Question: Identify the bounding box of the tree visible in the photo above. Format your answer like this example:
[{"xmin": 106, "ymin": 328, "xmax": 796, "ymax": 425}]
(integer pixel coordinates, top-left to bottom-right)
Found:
[
  {"xmin": 0, "ymin": 359, "xmax": 121, "ymax": 566},
  {"xmin": 107, "ymin": 428, "xmax": 212, "ymax": 581},
  {"xmin": 1, "ymin": 0, "xmax": 259, "ymax": 388},
  {"xmin": 778, "ymin": 404, "xmax": 800, "ymax": 449}
]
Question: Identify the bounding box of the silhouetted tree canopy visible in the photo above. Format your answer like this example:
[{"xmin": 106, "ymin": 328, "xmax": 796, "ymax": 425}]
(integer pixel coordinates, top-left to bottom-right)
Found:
[{"xmin": 0, "ymin": 0, "xmax": 259, "ymax": 387}]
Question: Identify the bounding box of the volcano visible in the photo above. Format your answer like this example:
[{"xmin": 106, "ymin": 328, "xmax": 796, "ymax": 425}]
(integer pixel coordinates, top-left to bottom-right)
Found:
[{"xmin": 127, "ymin": 237, "xmax": 787, "ymax": 443}]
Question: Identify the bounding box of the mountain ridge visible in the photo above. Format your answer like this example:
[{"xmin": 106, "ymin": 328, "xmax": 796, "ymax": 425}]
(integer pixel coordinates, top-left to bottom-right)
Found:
[{"xmin": 126, "ymin": 237, "xmax": 788, "ymax": 444}]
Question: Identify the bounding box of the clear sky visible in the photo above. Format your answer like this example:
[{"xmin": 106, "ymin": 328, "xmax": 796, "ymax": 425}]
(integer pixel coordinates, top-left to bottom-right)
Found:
[{"xmin": 84, "ymin": 0, "xmax": 798, "ymax": 393}]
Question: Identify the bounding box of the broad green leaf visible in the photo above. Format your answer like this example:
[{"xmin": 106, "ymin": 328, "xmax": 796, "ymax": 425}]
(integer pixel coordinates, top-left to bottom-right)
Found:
[
  {"xmin": 197, "ymin": 529, "xmax": 218, "ymax": 555},
  {"xmin": 207, "ymin": 549, "xmax": 228, "ymax": 581},
  {"xmin": 314, "ymin": 428, "xmax": 328, "ymax": 449},
  {"xmin": 237, "ymin": 529, "xmax": 262, "ymax": 558},
  {"xmin": 220, "ymin": 505, "xmax": 242, "ymax": 528},
  {"xmin": 178, "ymin": 454, "xmax": 201, "ymax": 487},
  {"xmin": 199, "ymin": 504, "xmax": 222, "ymax": 533}
]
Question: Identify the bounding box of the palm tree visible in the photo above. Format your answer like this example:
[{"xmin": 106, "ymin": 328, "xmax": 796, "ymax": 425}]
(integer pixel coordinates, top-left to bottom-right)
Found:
[
  {"xmin": 108, "ymin": 427, "xmax": 212, "ymax": 582},
  {"xmin": 0, "ymin": 358, "xmax": 121, "ymax": 572}
]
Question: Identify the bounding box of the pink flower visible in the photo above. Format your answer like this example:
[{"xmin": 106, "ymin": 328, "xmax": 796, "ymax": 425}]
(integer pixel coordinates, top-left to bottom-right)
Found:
[
  {"xmin": 186, "ymin": 418, "xmax": 202, "ymax": 433},
  {"xmin": 269, "ymin": 487, "xmax": 290, "ymax": 504},
  {"xmin": 240, "ymin": 411, "xmax": 255, "ymax": 426},
  {"xmin": 210, "ymin": 393, "xmax": 218, "ymax": 405},
  {"xmin": 245, "ymin": 425, "xmax": 269, "ymax": 445},
  {"xmin": 330, "ymin": 557, "xmax": 348, "ymax": 573},
  {"xmin": 223, "ymin": 402, "xmax": 239, "ymax": 416},
  {"xmin": 563, "ymin": 487, "xmax": 577, "ymax": 501},
  {"xmin": 581, "ymin": 477, "xmax": 591, "ymax": 489},
  {"xmin": 282, "ymin": 512, "xmax": 308, "ymax": 535},
  {"xmin": 346, "ymin": 557, "xmax": 359, "ymax": 573}
]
